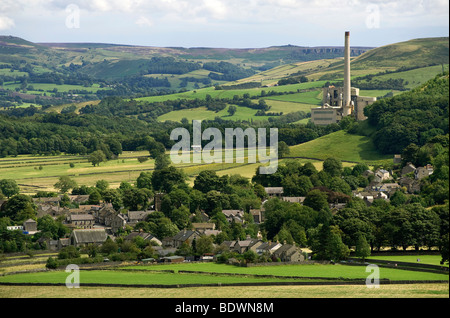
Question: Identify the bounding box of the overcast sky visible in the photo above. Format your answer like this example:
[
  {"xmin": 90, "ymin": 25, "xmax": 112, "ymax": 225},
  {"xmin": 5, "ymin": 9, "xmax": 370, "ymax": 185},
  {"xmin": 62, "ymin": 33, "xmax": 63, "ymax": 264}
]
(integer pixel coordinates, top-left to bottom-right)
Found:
[{"xmin": 0, "ymin": 0, "xmax": 448, "ymax": 48}]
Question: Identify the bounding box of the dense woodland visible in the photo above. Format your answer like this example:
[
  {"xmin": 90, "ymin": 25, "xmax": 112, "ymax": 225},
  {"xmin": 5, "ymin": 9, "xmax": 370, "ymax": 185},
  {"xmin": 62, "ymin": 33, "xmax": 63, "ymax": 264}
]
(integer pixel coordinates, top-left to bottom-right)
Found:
[{"xmin": 363, "ymin": 73, "xmax": 449, "ymax": 154}]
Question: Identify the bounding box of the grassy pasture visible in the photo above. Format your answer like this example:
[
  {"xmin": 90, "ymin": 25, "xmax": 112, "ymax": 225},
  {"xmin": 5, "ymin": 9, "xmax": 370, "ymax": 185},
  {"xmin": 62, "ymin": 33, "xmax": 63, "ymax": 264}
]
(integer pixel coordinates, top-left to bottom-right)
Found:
[
  {"xmin": 366, "ymin": 255, "xmax": 449, "ymax": 267},
  {"xmin": 0, "ymin": 262, "xmax": 447, "ymax": 288},
  {"xmin": 289, "ymin": 130, "xmax": 392, "ymax": 164},
  {"xmin": 1, "ymin": 127, "xmax": 389, "ymax": 195},
  {"xmin": 0, "ymin": 283, "xmax": 448, "ymax": 298},
  {"xmin": 1, "ymin": 149, "xmax": 282, "ymax": 193},
  {"xmin": 2, "ymin": 82, "xmax": 108, "ymax": 94},
  {"xmin": 157, "ymin": 100, "xmax": 312, "ymax": 123},
  {"xmin": 124, "ymin": 263, "xmax": 449, "ymax": 282},
  {"xmin": 358, "ymin": 64, "xmax": 449, "ymax": 90},
  {"xmin": 137, "ymin": 81, "xmax": 327, "ymax": 103}
]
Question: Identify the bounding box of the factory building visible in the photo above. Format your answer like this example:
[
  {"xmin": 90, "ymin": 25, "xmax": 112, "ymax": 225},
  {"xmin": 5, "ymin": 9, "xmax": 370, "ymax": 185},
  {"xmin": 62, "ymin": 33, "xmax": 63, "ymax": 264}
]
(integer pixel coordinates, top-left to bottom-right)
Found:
[{"xmin": 311, "ymin": 31, "xmax": 377, "ymax": 125}]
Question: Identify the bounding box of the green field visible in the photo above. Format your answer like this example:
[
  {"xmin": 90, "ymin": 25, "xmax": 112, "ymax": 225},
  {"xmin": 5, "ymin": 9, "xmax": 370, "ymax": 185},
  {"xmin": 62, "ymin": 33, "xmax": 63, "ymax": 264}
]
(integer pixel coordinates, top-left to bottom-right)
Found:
[
  {"xmin": 366, "ymin": 255, "xmax": 449, "ymax": 267},
  {"xmin": 0, "ymin": 149, "xmax": 287, "ymax": 193},
  {"xmin": 124, "ymin": 263, "xmax": 448, "ymax": 282},
  {"xmin": 2, "ymin": 82, "xmax": 108, "ymax": 94},
  {"xmin": 355, "ymin": 64, "xmax": 449, "ymax": 90},
  {"xmin": 137, "ymin": 81, "xmax": 327, "ymax": 103},
  {"xmin": 0, "ymin": 262, "xmax": 447, "ymax": 287},
  {"xmin": 0, "ymin": 269, "xmax": 311, "ymax": 286},
  {"xmin": 1, "ymin": 126, "xmax": 389, "ymax": 194},
  {"xmin": 289, "ymin": 130, "xmax": 392, "ymax": 164},
  {"xmin": 157, "ymin": 100, "xmax": 314, "ymax": 123}
]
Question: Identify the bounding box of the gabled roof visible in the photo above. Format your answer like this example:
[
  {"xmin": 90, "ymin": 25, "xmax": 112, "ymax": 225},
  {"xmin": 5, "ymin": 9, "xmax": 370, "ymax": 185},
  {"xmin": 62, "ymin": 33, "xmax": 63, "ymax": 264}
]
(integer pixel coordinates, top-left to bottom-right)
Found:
[
  {"xmin": 128, "ymin": 210, "xmax": 154, "ymax": 221},
  {"xmin": 71, "ymin": 229, "xmax": 108, "ymax": 244},
  {"xmin": 257, "ymin": 241, "xmax": 281, "ymax": 251},
  {"xmin": 222, "ymin": 210, "xmax": 244, "ymax": 217},
  {"xmin": 125, "ymin": 231, "xmax": 156, "ymax": 241},
  {"xmin": 235, "ymin": 239, "xmax": 261, "ymax": 248},
  {"xmin": 69, "ymin": 214, "xmax": 94, "ymax": 221},
  {"xmin": 173, "ymin": 230, "xmax": 199, "ymax": 242},
  {"xmin": 273, "ymin": 244, "xmax": 299, "ymax": 257}
]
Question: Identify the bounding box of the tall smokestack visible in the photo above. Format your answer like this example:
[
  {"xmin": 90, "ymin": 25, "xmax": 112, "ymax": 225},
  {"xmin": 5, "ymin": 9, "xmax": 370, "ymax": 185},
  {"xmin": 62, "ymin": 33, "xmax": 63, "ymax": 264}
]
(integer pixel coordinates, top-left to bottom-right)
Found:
[{"xmin": 343, "ymin": 31, "xmax": 352, "ymax": 116}]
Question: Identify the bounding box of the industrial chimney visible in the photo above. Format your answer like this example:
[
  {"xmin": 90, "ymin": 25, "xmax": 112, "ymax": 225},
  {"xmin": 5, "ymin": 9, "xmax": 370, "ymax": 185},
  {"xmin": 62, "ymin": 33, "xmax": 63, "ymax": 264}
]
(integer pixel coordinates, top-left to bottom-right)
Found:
[{"xmin": 343, "ymin": 31, "xmax": 352, "ymax": 116}]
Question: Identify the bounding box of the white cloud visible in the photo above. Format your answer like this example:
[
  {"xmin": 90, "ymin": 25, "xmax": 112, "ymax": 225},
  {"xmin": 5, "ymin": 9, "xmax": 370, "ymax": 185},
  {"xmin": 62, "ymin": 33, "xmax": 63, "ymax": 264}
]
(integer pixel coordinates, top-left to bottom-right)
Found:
[
  {"xmin": 0, "ymin": 16, "xmax": 15, "ymax": 31},
  {"xmin": 136, "ymin": 16, "xmax": 153, "ymax": 28}
]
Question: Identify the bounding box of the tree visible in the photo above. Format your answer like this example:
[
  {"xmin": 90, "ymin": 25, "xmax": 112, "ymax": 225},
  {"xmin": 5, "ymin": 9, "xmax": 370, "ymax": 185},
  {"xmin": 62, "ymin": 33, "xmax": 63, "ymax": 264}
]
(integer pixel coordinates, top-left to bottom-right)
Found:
[
  {"xmin": 278, "ymin": 141, "xmax": 290, "ymax": 158},
  {"xmin": 390, "ymin": 190, "xmax": 408, "ymax": 207},
  {"xmin": 323, "ymin": 157, "xmax": 343, "ymax": 177},
  {"xmin": 88, "ymin": 189, "xmax": 102, "ymax": 204},
  {"xmin": 100, "ymin": 237, "xmax": 119, "ymax": 255},
  {"xmin": 136, "ymin": 172, "xmax": 152, "ymax": 190},
  {"xmin": 195, "ymin": 235, "xmax": 214, "ymax": 256},
  {"xmin": 440, "ymin": 234, "xmax": 449, "ymax": 265},
  {"xmin": 154, "ymin": 153, "xmax": 170, "ymax": 170},
  {"xmin": 355, "ymin": 234, "xmax": 371, "ymax": 262},
  {"xmin": 227, "ymin": 105, "xmax": 237, "ymax": 116},
  {"xmin": 88, "ymin": 150, "xmax": 107, "ymax": 166},
  {"xmin": 58, "ymin": 246, "xmax": 80, "ymax": 259},
  {"xmin": 152, "ymin": 166, "xmax": 187, "ymax": 193},
  {"xmin": 54, "ymin": 176, "xmax": 77, "ymax": 193},
  {"xmin": 95, "ymin": 180, "xmax": 109, "ymax": 192},
  {"xmin": 0, "ymin": 179, "xmax": 20, "ymax": 198},
  {"xmin": 193, "ymin": 170, "xmax": 222, "ymax": 193},
  {"xmin": 0, "ymin": 194, "xmax": 36, "ymax": 223},
  {"xmin": 304, "ymin": 189, "xmax": 329, "ymax": 212}
]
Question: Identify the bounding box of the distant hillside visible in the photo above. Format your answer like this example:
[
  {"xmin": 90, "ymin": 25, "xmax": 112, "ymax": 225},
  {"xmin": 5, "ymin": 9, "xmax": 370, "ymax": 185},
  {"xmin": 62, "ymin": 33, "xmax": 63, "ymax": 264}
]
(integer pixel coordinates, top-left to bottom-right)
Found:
[
  {"xmin": 271, "ymin": 37, "xmax": 449, "ymax": 84},
  {"xmin": 351, "ymin": 37, "xmax": 449, "ymax": 70},
  {"xmin": 0, "ymin": 35, "xmax": 372, "ymax": 108}
]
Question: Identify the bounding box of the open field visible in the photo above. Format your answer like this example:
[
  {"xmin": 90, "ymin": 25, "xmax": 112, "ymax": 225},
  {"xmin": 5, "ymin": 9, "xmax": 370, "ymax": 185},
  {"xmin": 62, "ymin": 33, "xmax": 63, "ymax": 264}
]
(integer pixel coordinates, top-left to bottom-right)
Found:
[
  {"xmin": 137, "ymin": 81, "xmax": 327, "ymax": 103},
  {"xmin": 0, "ymin": 150, "xmax": 289, "ymax": 193},
  {"xmin": 289, "ymin": 130, "xmax": 392, "ymax": 164},
  {"xmin": 122, "ymin": 263, "xmax": 449, "ymax": 281},
  {"xmin": 157, "ymin": 100, "xmax": 314, "ymax": 123},
  {"xmin": 1, "ymin": 126, "xmax": 388, "ymax": 194},
  {"xmin": 0, "ymin": 260, "xmax": 447, "ymax": 298},
  {"xmin": 366, "ymin": 255, "xmax": 449, "ymax": 267},
  {"xmin": 354, "ymin": 64, "xmax": 449, "ymax": 90},
  {"xmin": 0, "ymin": 283, "xmax": 447, "ymax": 298}
]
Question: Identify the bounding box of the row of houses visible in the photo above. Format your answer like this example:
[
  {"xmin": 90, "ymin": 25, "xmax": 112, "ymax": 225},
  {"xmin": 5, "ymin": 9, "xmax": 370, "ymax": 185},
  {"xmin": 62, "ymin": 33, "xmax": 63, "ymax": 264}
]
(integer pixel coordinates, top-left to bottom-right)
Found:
[{"xmin": 354, "ymin": 163, "xmax": 434, "ymax": 204}]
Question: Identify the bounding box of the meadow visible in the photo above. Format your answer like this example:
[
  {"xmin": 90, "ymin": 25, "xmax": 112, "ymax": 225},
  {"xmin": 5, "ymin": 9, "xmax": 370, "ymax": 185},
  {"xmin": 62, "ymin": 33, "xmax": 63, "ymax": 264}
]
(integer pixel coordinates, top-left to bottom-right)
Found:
[
  {"xmin": 0, "ymin": 259, "xmax": 447, "ymax": 298},
  {"xmin": 1, "ymin": 125, "xmax": 390, "ymax": 195},
  {"xmin": 288, "ymin": 130, "xmax": 392, "ymax": 164},
  {"xmin": 0, "ymin": 260, "xmax": 448, "ymax": 286},
  {"xmin": 0, "ymin": 149, "xmax": 293, "ymax": 193}
]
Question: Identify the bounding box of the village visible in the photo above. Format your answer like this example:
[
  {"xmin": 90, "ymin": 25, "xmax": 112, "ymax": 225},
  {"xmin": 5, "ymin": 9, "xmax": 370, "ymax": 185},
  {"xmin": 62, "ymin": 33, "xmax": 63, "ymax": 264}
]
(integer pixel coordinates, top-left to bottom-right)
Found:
[{"xmin": 2, "ymin": 156, "xmax": 434, "ymax": 265}]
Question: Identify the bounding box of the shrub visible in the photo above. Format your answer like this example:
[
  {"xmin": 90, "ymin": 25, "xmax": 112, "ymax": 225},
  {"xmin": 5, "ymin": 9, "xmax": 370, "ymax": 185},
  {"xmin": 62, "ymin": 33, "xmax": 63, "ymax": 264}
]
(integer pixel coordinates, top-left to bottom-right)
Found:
[{"xmin": 46, "ymin": 257, "xmax": 59, "ymax": 269}]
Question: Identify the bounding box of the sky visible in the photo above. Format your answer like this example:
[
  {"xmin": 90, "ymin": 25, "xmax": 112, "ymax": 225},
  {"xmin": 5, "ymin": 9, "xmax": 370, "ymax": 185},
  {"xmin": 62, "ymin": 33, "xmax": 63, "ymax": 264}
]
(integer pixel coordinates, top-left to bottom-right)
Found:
[{"xmin": 0, "ymin": 0, "xmax": 448, "ymax": 48}]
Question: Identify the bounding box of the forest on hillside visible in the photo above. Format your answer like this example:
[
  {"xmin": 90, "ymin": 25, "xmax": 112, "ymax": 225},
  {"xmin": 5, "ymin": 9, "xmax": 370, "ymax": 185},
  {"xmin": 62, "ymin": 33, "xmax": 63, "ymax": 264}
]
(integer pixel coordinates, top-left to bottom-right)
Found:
[{"xmin": 363, "ymin": 73, "xmax": 449, "ymax": 155}]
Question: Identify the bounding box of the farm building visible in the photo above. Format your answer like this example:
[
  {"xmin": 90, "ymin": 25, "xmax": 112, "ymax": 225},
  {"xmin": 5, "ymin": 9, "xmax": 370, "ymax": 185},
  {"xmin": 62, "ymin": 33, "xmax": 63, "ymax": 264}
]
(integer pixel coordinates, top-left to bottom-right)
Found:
[{"xmin": 70, "ymin": 229, "xmax": 108, "ymax": 247}]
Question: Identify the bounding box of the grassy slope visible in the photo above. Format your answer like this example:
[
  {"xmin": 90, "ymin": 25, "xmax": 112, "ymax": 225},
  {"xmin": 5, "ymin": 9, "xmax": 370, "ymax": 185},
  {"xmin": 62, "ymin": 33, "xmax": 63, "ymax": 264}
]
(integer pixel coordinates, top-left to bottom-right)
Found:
[{"xmin": 288, "ymin": 130, "xmax": 392, "ymax": 164}]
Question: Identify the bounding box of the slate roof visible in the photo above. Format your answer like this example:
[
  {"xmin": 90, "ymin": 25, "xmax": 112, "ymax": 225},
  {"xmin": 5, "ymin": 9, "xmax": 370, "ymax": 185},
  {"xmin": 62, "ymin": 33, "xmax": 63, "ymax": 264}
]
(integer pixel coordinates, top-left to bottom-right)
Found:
[
  {"xmin": 70, "ymin": 214, "xmax": 95, "ymax": 221},
  {"xmin": 173, "ymin": 230, "xmax": 199, "ymax": 241},
  {"xmin": 71, "ymin": 229, "xmax": 108, "ymax": 244}
]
